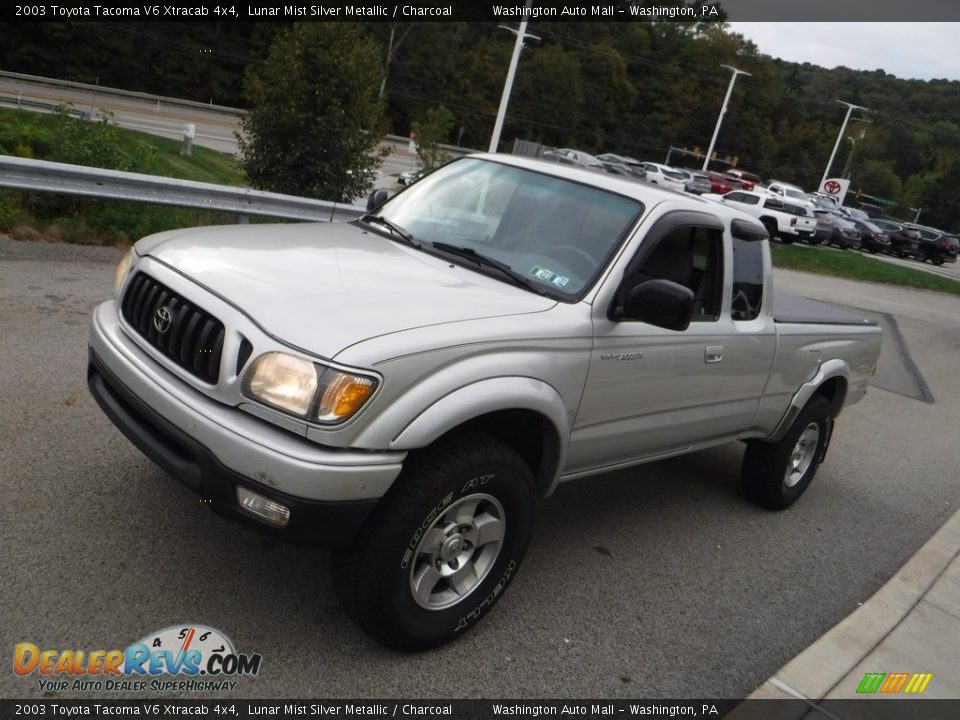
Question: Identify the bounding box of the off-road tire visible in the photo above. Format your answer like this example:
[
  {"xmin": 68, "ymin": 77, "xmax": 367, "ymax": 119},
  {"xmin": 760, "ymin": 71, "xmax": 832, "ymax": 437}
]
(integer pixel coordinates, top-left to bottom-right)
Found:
[
  {"xmin": 332, "ymin": 432, "xmax": 535, "ymax": 651},
  {"xmin": 741, "ymin": 396, "xmax": 832, "ymax": 510}
]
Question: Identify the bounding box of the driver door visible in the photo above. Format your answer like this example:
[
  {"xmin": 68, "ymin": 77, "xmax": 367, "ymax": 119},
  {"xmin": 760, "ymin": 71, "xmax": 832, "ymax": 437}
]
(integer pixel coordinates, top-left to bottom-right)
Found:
[{"xmin": 566, "ymin": 213, "xmax": 730, "ymax": 476}]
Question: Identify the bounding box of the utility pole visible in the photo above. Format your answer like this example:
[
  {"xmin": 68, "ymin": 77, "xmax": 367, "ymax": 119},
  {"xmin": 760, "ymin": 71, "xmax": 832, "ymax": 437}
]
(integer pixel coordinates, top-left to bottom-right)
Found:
[
  {"xmin": 821, "ymin": 101, "xmax": 869, "ymax": 189},
  {"xmin": 488, "ymin": 0, "xmax": 539, "ymax": 154},
  {"xmin": 702, "ymin": 65, "xmax": 750, "ymax": 172}
]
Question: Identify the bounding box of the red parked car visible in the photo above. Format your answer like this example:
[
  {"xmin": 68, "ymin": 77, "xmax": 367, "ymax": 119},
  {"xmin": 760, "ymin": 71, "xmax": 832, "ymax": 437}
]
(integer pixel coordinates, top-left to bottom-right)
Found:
[
  {"xmin": 726, "ymin": 169, "xmax": 763, "ymax": 191},
  {"xmin": 708, "ymin": 171, "xmax": 743, "ymax": 194}
]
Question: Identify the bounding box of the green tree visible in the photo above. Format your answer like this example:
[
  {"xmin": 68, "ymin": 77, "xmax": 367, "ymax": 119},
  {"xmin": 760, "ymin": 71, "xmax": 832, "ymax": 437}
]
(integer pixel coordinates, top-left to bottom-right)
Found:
[
  {"xmin": 239, "ymin": 23, "xmax": 388, "ymax": 202},
  {"xmin": 510, "ymin": 44, "xmax": 584, "ymax": 147},
  {"xmin": 412, "ymin": 106, "xmax": 456, "ymax": 170},
  {"xmin": 852, "ymin": 159, "xmax": 903, "ymax": 201}
]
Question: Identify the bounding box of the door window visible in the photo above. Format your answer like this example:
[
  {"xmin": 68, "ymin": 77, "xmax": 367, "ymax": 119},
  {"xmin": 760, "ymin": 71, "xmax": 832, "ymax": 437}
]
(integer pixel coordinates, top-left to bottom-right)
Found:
[{"xmin": 626, "ymin": 225, "xmax": 723, "ymax": 321}]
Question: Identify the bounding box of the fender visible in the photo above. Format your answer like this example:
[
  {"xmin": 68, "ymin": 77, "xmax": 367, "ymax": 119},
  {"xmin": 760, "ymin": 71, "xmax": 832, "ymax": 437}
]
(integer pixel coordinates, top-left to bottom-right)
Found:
[
  {"xmin": 766, "ymin": 358, "xmax": 850, "ymax": 442},
  {"xmin": 355, "ymin": 377, "xmax": 570, "ymax": 495}
]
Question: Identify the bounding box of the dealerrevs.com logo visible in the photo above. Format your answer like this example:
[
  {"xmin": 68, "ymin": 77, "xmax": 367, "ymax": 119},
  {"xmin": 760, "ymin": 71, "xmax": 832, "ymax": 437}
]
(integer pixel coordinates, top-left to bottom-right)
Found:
[{"xmin": 13, "ymin": 624, "xmax": 262, "ymax": 693}]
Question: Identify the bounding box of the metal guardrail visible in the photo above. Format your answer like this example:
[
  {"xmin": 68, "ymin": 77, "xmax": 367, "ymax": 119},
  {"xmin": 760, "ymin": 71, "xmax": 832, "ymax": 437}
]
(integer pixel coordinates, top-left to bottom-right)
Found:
[
  {"xmin": 0, "ymin": 94, "xmax": 88, "ymax": 118},
  {"xmin": 0, "ymin": 69, "xmax": 245, "ymax": 117},
  {"xmin": 0, "ymin": 155, "xmax": 366, "ymax": 223}
]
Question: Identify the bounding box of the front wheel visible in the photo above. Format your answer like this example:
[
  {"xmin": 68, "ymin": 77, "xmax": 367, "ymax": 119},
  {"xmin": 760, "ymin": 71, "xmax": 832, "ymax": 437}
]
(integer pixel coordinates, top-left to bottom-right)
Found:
[
  {"xmin": 333, "ymin": 432, "xmax": 535, "ymax": 651},
  {"xmin": 741, "ymin": 396, "xmax": 832, "ymax": 510}
]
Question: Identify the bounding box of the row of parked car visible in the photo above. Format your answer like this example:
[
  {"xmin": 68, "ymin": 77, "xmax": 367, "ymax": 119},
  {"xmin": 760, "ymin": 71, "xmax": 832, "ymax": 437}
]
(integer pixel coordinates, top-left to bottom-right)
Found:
[
  {"xmin": 707, "ymin": 181, "xmax": 958, "ymax": 266},
  {"xmin": 538, "ymin": 147, "xmax": 959, "ymax": 267}
]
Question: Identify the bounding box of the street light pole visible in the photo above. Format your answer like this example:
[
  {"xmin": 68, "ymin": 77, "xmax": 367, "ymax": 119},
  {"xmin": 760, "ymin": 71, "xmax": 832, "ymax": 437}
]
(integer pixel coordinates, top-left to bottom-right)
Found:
[
  {"xmin": 701, "ymin": 65, "xmax": 750, "ymax": 172},
  {"xmin": 841, "ymin": 120, "xmax": 871, "ymax": 179},
  {"xmin": 488, "ymin": 0, "xmax": 539, "ymax": 154},
  {"xmin": 820, "ymin": 100, "xmax": 868, "ymax": 189},
  {"xmin": 841, "ymin": 137, "xmax": 856, "ymax": 179}
]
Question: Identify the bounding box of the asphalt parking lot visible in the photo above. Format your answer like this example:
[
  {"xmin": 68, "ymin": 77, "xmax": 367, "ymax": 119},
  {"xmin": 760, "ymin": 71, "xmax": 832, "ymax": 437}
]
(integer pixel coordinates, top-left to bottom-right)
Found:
[{"xmin": 1, "ymin": 238, "xmax": 959, "ymax": 700}]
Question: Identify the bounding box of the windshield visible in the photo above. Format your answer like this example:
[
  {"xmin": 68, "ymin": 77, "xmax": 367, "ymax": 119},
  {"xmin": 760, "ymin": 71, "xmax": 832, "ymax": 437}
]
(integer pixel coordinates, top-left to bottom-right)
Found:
[
  {"xmin": 784, "ymin": 188, "xmax": 806, "ymax": 200},
  {"xmin": 370, "ymin": 158, "xmax": 644, "ymax": 299}
]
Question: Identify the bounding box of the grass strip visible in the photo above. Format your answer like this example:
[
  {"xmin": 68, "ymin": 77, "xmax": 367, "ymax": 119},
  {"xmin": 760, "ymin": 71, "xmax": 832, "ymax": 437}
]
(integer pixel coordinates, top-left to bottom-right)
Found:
[{"xmin": 771, "ymin": 243, "xmax": 960, "ymax": 297}]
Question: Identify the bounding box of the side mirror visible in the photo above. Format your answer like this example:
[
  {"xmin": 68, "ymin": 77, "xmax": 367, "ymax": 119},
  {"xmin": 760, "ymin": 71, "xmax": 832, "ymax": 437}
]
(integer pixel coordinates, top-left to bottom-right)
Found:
[
  {"xmin": 620, "ymin": 279, "xmax": 695, "ymax": 331},
  {"xmin": 366, "ymin": 188, "xmax": 389, "ymax": 211}
]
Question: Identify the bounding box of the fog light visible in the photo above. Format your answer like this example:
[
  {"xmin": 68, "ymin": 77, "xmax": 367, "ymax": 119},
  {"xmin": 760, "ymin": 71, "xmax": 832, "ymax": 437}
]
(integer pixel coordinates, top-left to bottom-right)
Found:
[{"xmin": 236, "ymin": 486, "xmax": 290, "ymax": 527}]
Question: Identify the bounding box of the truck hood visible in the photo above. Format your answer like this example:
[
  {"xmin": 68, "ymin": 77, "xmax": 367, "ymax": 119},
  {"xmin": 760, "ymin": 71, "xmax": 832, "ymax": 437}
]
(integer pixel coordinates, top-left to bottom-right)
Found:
[{"xmin": 137, "ymin": 222, "xmax": 556, "ymax": 358}]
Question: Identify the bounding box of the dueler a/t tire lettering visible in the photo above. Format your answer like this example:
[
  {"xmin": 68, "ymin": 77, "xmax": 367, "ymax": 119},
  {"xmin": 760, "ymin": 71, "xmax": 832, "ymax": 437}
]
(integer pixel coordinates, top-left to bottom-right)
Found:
[{"xmin": 332, "ymin": 432, "xmax": 535, "ymax": 651}]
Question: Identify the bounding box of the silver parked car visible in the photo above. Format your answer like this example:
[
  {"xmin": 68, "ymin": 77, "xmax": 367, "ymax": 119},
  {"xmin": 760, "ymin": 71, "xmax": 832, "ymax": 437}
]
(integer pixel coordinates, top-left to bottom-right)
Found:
[
  {"xmin": 596, "ymin": 153, "xmax": 647, "ymax": 179},
  {"xmin": 672, "ymin": 168, "xmax": 712, "ymax": 194}
]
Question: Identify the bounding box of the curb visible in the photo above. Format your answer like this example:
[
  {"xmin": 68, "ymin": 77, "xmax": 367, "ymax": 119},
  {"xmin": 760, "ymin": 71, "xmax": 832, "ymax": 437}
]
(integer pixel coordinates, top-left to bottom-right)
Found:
[{"xmin": 731, "ymin": 507, "xmax": 960, "ymax": 716}]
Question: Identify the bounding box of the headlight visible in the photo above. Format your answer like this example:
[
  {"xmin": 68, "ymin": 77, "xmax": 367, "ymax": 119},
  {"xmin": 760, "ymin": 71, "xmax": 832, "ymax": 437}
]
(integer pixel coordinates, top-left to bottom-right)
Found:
[
  {"xmin": 114, "ymin": 248, "xmax": 134, "ymax": 300},
  {"xmin": 242, "ymin": 352, "xmax": 377, "ymax": 424}
]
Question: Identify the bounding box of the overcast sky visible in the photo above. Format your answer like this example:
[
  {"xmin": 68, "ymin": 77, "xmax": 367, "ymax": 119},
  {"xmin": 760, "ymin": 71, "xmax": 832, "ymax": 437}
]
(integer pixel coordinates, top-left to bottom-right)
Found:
[{"xmin": 726, "ymin": 23, "xmax": 960, "ymax": 82}]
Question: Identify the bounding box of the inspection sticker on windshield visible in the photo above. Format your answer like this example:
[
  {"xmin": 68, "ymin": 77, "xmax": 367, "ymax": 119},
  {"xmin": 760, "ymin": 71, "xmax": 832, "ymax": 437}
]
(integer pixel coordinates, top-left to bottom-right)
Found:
[
  {"xmin": 530, "ymin": 266, "xmax": 569, "ymax": 287},
  {"xmin": 530, "ymin": 265, "xmax": 555, "ymax": 281}
]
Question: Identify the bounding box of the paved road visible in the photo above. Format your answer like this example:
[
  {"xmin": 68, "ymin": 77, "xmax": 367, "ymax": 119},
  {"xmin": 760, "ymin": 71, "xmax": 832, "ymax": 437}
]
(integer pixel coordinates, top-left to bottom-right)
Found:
[
  {"xmin": 866, "ymin": 250, "xmax": 960, "ymax": 281},
  {"xmin": 1, "ymin": 239, "xmax": 959, "ymax": 700},
  {"xmin": 0, "ymin": 75, "xmax": 459, "ymax": 192},
  {"xmin": 0, "ymin": 75, "xmax": 243, "ymax": 155}
]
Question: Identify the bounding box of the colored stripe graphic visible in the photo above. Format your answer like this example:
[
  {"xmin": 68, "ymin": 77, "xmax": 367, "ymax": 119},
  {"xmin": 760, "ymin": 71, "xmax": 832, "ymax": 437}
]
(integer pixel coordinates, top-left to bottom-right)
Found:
[
  {"xmin": 880, "ymin": 672, "xmax": 909, "ymax": 693},
  {"xmin": 857, "ymin": 673, "xmax": 885, "ymax": 693},
  {"xmin": 857, "ymin": 672, "xmax": 932, "ymax": 694},
  {"xmin": 905, "ymin": 673, "xmax": 933, "ymax": 694}
]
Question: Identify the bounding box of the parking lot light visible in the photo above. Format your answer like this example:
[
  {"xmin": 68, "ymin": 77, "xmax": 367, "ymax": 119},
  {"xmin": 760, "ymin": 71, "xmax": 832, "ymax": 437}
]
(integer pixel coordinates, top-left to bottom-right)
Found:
[
  {"xmin": 488, "ymin": 0, "xmax": 540, "ymax": 154},
  {"xmin": 821, "ymin": 100, "xmax": 869, "ymax": 189},
  {"xmin": 702, "ymin": 65, "xmax": 750, "ymax": 172}
]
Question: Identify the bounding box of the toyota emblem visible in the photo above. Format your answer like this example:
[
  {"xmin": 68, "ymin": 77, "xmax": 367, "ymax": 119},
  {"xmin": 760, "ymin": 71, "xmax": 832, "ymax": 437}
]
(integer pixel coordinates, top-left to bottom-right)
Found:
[
  {"xmin": 824, "ymin": 180, "xmax": 842, "ymax": 194},
  {"xmin": 153, "ymin": 306, "xmax": 172, "ymax": 334}
]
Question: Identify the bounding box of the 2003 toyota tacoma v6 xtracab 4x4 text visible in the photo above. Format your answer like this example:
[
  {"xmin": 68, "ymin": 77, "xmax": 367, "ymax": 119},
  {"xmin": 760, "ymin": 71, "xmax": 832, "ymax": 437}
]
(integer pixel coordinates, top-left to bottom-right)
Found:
[{"xmin": 88, "ymin": 154, "xmax": 882, "ymax": 650}]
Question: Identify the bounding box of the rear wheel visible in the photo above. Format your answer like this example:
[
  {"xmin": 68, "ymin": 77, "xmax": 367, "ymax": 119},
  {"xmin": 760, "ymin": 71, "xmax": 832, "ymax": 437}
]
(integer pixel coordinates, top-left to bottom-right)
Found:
[
  {"xmin": 742, "ymin": 396, "xmax": 832, "ymax": 510},
  {"xmin": 333, "ymin": 432, "xmax": 535, "ymax": 651}
]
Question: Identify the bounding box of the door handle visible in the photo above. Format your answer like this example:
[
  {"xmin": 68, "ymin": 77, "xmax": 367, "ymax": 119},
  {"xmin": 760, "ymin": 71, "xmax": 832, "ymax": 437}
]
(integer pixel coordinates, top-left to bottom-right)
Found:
[{"xmin": 705, "ymin": 345, "xmax": 724, "ymax": 363}]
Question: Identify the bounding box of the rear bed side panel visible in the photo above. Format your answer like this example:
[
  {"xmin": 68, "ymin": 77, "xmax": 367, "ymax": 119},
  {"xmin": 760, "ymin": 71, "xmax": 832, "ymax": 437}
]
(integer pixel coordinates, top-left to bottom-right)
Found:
[{"xmin": 752, "ymin": 322, "xmax": 882, "ymax": 438}]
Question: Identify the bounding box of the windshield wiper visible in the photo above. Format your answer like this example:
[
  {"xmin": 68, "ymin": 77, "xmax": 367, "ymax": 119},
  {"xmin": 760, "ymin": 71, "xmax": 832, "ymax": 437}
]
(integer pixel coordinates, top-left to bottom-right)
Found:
[
  {"xmin": 430, "ymin": 242, "xmax": 551, "ymax": 296},
  {"xmin": 361, "ymin": 215, "xmax": 419, "ymax": 247}
]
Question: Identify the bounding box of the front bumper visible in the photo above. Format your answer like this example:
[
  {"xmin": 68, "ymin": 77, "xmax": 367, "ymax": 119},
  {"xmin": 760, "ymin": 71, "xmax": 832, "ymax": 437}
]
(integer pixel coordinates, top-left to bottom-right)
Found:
[{"xmin": 88, "ymin": 301, "xmax": 405, "ymax": 546}]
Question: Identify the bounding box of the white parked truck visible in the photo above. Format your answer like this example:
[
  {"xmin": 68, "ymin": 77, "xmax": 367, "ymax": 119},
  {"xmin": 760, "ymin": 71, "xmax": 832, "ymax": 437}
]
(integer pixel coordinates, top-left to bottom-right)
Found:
[
  {"xmin": 705, "ymin": 189, "xmax": 817, "ymax": 243},
  {"xmin": 89, "ymin": 154, "xmax": 882, "ymax": 650}
]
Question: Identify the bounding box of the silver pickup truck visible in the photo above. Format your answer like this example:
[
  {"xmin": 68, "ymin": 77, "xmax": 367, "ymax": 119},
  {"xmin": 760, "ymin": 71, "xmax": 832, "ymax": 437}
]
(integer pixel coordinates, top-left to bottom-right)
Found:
[{"xmin": 88, "ymin": 154, "xmax": 881, "ymax": 650}]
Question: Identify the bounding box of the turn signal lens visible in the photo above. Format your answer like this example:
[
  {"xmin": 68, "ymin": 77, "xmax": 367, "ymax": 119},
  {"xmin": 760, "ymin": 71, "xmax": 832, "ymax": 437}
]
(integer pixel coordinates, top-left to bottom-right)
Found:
[
  {"xmin": 114, "ymin": 248, "xmax": 134, "ymax": 300},
  {"xmin": 316, "ymin": 370, "xmax": 376, "ymax": 423}
]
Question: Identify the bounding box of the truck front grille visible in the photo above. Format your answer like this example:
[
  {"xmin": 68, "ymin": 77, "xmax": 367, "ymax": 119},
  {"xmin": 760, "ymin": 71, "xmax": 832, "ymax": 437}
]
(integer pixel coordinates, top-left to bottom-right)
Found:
[{"xmin": 120, "ymin": 273, "xmax": 225, "ymax": 384}]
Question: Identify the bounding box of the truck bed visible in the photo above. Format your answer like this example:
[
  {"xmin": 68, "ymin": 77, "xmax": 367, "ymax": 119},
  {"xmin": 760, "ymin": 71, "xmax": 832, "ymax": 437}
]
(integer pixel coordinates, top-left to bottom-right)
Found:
[{"xmin": 773, "ymin": 291, "xmax": 878, "ymax": 327}]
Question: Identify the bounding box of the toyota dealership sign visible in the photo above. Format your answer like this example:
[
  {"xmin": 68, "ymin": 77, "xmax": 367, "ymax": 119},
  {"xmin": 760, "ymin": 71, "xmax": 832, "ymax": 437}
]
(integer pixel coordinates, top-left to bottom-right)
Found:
[{"xmin": 819, "ymin": 177, "xmax": 851, "ymax": 205}]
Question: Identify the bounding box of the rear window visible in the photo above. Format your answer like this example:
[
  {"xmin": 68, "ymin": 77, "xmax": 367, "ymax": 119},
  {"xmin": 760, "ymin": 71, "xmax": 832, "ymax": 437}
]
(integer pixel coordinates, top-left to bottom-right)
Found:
[
  {"xmin": 725, "ymin": 192, "xmax": 759, "ymax": 205},
  {"xmin": 782, "ymin": 202, "xmax": 810, "ymax": 217}
]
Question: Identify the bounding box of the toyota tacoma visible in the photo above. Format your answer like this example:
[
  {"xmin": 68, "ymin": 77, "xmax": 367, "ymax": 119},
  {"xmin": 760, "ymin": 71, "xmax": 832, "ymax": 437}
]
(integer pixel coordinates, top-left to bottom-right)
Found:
[{"xmin": 88, "ymin": 154, "xmax": 882, "ymax": 650}]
